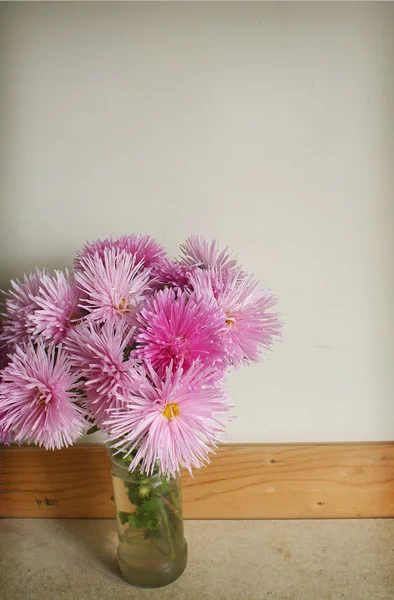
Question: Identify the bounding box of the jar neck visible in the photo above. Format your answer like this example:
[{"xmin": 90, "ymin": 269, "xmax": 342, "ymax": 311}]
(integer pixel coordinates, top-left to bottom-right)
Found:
[{"xmin": 107, "ymin": 444, "xmax": 162, "ymax": 481}]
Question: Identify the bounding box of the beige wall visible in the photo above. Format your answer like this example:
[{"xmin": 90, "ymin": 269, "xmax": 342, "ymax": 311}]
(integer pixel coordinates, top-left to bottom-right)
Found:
[{"xmin": 1, "ymin": 3, "xmax": 393, "ymax": 443}]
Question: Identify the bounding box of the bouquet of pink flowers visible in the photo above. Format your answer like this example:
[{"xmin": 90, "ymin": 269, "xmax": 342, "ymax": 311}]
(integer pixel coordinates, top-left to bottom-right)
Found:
[{"xmin": 0, "ymin": 235, "xmax": 281, "ymax": 476}]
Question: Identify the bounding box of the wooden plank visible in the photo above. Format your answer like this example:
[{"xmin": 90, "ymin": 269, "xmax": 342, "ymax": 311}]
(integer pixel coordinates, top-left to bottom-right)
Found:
[{"xmin": 1, "ymin": 443, "xmax": 394, "ymax": 519}]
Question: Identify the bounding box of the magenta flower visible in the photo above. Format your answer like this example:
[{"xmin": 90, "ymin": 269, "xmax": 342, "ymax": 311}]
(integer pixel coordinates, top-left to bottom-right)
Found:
[
  {"xmin": 75, "ymin": 234, "xmax": 165, "ymax": 271},
  {"xmin": 105, "ymin": 361, "xmax": 231, "ymax": 476},
  {"xmin": 191, "ymin": 268, "xmax": 282, "ymax": 367},
  {"xmin": 65, "ymin": 320, "xmax": 141, "ymax": 426},
  {"xmin": 0, "ymin": 342, "xmax": 86, "ymax": 449},
  {"xmin": 150, "ymin": 259, "xmax": 195, "ymax": 293},
  {"xmin": 1, "ymin": 270, "xmax": 44, "ymax": 347},
  {"xmin": 135, "ymin": 288, "xmax": 228, "ymax": 379},
  {"xmin": 29, "ymin": 270, "xmax": 83, "ymax": 344},
  {"xmin": 75, "ymin": 248, "xmax": 151, "ymax": 327},
  {"xmin": 179, "ymin": 236, "xmax": 238, "ymax": 272}
]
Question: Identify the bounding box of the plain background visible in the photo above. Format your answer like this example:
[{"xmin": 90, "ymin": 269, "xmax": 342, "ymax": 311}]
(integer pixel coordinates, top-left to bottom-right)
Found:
[{"xmin": 1, "ymin": 2, "xmax": 393, "ymax": 443}]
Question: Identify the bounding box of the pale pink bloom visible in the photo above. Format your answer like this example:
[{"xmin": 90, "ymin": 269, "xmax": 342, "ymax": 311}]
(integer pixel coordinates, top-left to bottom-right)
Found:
[
  {"xmin": 1, "ymin": 270, "xmax": 44, "ymax": 347},
  {"xmin": 105, "ymin": 361, "xmax": 231, "ymax": 476},
  {"xmin": 179, "ymin": 236, "xmax": 238, "ymax": 272},
  {"xmin": 0, "ymin": 342, "xmax": 86, "ymax": 449},
  {"xmin": 0, "ymin": 330, "xmax": 19, "ymax": 446},
  {"xmin": 29, "ymin": 270, "xmax": 83, "ymax": 344},
  {"xmin": 191, "ymin": 268, "xmax": 282, "ymax": 367},
  {"xmin": 135, "ymin": 288, "xmax": 228, "ymax": 379},
  {"xmin": 75, "ymin": 234, "xmax": 165, "ymax": 271},
  {"xmin": 0, "ymin": 337, "xmax": 13, "ymax": 443},
  {"xmin": 65, "ymin": 320, "xmax": 141, "ymax": 426},
  {"xmin": 75, "ymin": 248, "xmax": 151, "ymax": 327}
]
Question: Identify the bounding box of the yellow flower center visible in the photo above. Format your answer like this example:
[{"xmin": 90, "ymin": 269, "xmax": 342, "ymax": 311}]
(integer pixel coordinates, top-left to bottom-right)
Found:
[
  {"xmin": 37, "ymin": 394, "xmax": 47, "ymax": 408},
  {"xmin": 225, "ymin": 313, "xmax": 236, "ymax": 327},
  {"xmin": 115, "ymin": 297, "xmax": 130, "ymax": 312},
  {"xmin": 162, "ymin": 402, "xmax": 181, "ymax": 421},
  {"xmin": 36, "ymin": 392, "xmax": 50, "ymax": 411}
]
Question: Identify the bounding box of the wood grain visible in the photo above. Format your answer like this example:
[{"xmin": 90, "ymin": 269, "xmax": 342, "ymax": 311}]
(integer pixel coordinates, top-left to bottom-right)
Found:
[{"xmin": 1, "ymin": 443, "xmax": 394, "ymax": 519}]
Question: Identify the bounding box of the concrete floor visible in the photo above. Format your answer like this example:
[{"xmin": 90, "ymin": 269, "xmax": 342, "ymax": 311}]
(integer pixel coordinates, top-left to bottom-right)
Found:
[{"xmin": 0, "ymin": 519, "xmax": 393, "ymax": 599}]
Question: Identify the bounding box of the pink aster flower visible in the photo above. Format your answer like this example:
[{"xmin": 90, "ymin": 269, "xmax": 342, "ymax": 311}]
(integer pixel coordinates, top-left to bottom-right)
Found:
[
  {"xmin": 0, "ymin": 342, "xmax": 86, "ymax": 449},
  {"xmin": 135, "ymin": 288, "xmax": 228, "ymax": 379},
  {"xmin": 0, "ymin": 411, "xmax": 13, "ymax": 444},
  {"xmin": 75, "ymin": 248, "xmax": 151, "ymax": 327},
  {"xmin": 191, "ymin": 268, "xmax": 282, "ymax": 367},
  {"xmin": 75, "ymin": 234, "xmax": 165, "ymax": 271},
  {"xmin": 0, "ymin": 344, "xmax": 10, "ymax": 371},
  {"xmin": 0, "ymin": 322, "xmax": 11, "ymax": 370},
  {"xmin": 179, "ymin": 236, "xmax": 238, "ymax": 272},
  {"xmin": 150, "ymin": 259, "xmax": 195, "ymax": 293},
  {"xmin": 1, "ymin": 269, "xmax": 44, "ymax": 347},
  {"xmin": 65, "ymin": 320, "xmax": 141, "ymax": 426},
  {"xmin": 105, "ymin": 360, "xmax": 231, "ymax": 476},
  {"xmin": 29, "ymin": 270, "xmax": 83, "ymax": 344}
]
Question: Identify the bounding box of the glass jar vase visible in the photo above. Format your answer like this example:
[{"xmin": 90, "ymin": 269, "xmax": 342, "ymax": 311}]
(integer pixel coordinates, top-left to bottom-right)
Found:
[{"xmin": 107, "ymin": 447, "xmax": 187, "ymax": 588}]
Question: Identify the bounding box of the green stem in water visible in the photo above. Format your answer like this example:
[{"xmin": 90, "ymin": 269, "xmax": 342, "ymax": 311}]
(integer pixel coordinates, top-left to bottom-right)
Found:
[
  {"xmin": 168, "ymin": 488, "xmax": 181, "ymax": 513},
  {"xmin": 161, "ymin": 496, "xmax": 181, "ymax": 520},
  {"xmin": 160, "ymin": 506, "xmax": 176, "ymax": 560}
]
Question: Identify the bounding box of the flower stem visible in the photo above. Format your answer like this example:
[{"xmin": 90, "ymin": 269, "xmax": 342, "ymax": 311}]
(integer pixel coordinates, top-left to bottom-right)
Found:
[{"xmin": 160, "ymin": 506, "xmax": 175, "ymax": 560}]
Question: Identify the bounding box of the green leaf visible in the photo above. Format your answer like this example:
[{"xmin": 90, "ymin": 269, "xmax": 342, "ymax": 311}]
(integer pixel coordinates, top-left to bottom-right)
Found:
[
  {"xmin": 160, "ymin": 477, "xmax": 169, "ymax": 493},
  {"xmin": 141, "ymin": 498, "xmax": 162, "ymax": 513},
  {"xmin": 86, "ymin": 424, "xmax": 99, "ymax": 435},
  {"xmin": 118, "ymin": 511, "xmax": 131, "ymax": 525},
  {"xmin": 127, "ymin": 513, "xmax": 138, "ymax": 530}
]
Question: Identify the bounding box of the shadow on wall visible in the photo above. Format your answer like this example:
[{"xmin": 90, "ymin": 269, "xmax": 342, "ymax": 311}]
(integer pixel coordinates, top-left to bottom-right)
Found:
[{"xmin": 0, "ymin": 256, "xmax": 74, "ymax": 295}]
